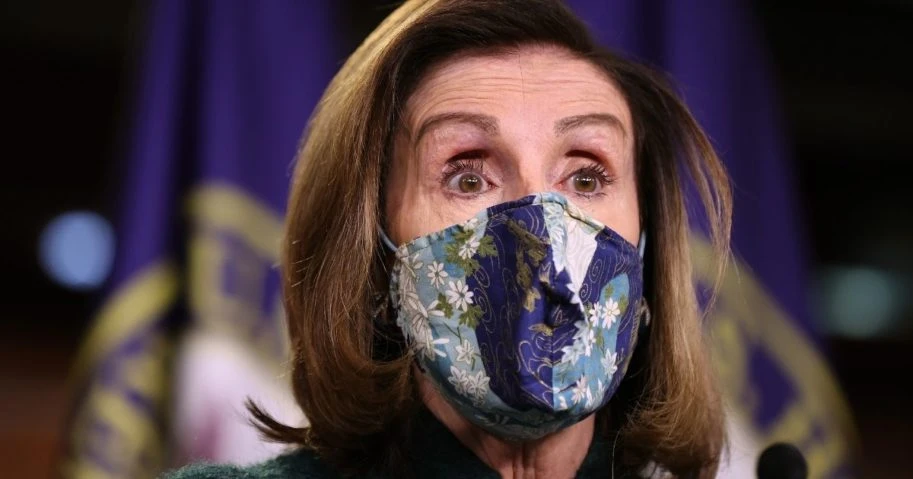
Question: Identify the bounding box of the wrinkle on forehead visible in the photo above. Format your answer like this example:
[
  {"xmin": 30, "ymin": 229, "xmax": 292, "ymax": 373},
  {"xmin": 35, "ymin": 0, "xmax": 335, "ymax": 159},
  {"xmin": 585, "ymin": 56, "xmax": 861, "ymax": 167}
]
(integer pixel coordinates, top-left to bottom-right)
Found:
[{"xmin": 403, "ymin": 44, "xmax": 632, "ymax": 149}]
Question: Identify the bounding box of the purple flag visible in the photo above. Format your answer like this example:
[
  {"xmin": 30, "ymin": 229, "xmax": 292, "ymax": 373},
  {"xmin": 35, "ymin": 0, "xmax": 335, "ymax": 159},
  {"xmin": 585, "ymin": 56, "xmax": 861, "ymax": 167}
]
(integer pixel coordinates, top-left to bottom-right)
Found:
[
  {"xmin": 62, "ymin": 1, "xmax": 339, "ymax": 477},
  {"xmin": 566, "ymin": 0, "xmax": 857, "ymax": 477}
]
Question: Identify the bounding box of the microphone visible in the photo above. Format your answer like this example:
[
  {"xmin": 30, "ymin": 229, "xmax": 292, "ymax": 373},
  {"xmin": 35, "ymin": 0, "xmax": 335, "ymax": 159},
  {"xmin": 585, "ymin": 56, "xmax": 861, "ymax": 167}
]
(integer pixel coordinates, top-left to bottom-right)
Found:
[{"xmin": 756, "ymin": 442, "xmax": 808, "ymax": 479}]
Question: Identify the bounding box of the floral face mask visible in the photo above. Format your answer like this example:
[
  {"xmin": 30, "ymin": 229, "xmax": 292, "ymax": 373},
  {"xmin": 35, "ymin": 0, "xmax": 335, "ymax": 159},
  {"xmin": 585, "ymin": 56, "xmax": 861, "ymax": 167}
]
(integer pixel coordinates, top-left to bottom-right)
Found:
[{"xmin": 381, "ymin": 192, "xmax": 646, "ymax": 441}]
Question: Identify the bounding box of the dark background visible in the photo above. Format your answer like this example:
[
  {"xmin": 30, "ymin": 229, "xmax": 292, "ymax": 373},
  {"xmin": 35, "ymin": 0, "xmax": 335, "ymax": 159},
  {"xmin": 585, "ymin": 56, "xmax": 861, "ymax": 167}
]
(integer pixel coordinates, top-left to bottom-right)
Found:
[{"xmin": 2, "ymin": 1, "xmax": 910, "ymax": 477}]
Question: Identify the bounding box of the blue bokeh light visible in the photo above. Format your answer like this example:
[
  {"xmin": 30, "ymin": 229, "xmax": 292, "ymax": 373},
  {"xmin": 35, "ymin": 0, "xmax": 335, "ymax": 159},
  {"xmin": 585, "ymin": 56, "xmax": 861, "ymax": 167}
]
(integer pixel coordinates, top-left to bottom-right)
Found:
[
  {"xmin": 817, "ymin": 266, "xmax": 906, "ymax": 339},
  {"xmin": 39, "ymin": 211, "xmax": 115, "ymax": 290}
]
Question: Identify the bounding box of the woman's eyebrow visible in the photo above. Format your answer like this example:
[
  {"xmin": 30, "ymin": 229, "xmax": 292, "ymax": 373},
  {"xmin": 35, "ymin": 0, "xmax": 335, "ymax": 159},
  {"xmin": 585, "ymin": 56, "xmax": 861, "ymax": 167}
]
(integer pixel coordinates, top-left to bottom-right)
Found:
[
  {"xmin": 413, "ymin": 112, "xmax": 499, "ymax": 148},
  {"xmin": 555, "ymin": 113, "xmax": 626, "ymax": 139}
]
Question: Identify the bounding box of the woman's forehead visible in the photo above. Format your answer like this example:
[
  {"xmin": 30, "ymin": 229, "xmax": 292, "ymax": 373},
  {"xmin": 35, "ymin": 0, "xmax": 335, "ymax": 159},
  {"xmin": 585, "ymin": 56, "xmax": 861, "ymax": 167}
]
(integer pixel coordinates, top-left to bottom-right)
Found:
[{"xmin": 404, "ymin": 45, "xmax": 633, "ymax": 137}]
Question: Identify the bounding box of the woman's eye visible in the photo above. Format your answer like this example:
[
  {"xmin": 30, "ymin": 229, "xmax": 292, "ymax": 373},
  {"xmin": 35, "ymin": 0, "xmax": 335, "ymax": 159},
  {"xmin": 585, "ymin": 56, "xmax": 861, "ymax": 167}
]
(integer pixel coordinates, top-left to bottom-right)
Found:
[
  {"xmin": 450, "ymin": 172, "xmax": 487, "ymax": 194},
  {"xmin": 571, "ymin": 172, "xmax": 598, "ymax": 193},
  {"xmin": 564, "ymin": 163, "xmax": 612, "ymax": 197}
]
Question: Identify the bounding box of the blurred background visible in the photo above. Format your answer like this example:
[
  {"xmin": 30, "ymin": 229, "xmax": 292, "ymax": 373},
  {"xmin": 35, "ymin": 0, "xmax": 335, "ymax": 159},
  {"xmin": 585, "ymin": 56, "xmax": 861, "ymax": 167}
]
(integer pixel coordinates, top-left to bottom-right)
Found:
[{"xmin": 2, "ymin": 1, "xmax": 910, "ymax": 478}]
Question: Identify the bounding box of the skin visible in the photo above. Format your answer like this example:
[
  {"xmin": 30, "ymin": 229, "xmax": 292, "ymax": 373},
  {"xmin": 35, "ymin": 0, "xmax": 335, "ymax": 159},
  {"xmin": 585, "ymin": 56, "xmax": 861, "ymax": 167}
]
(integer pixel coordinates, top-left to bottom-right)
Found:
[{"xmin": 385, "ymin": 45, "xmax": 640, "ymax": 479}]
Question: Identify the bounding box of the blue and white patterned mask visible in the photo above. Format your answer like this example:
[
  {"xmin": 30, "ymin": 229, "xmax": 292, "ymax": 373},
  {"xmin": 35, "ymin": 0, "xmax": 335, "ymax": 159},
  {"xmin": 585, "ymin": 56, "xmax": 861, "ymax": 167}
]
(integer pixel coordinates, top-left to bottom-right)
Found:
[{"xmin": 382, "ymin": 192, "xmax": 646, "ymax": 441}]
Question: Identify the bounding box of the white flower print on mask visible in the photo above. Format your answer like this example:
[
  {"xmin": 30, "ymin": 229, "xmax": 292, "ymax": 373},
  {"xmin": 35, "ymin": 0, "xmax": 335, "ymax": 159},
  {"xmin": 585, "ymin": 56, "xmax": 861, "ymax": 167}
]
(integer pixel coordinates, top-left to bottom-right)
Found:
[
  {"xmin": 588, "ymin": 303, "xmax": 604, "ymax": 328},
  {"xmin": 465, "ymin": 370, "xmax": 490, "ymax": 406},
  {"xmin": 401, "ymin": 251, "xmax": 424, "ymax": 278},
  {"xmin": 404, "ymin": 297, "xmax": 448, "ymax": 360},
  {"xmin": 396, "ymin": 290, "xmax": 420, "ymax": 337},
  {"xmin": 448, "ymin": 365, "xmax": 490, "ymax": 406},
  {"xmin": 426, "ymin": 261, "xmax": 449, "ymax": 288},
  {"xmin": 570, "ymin": 375, "xmax": 592, "ymax": 406},
  {"xmin": 445, "ymin": 279, "xmax": 474, "ymax": 312},
  {"xmin": 397, "ymin": 251, "xmax": 423, "ymax": 296},
  {"xmin": 413, "ymin": 321, "xmax": 449, "ymax": 360},
  {"xmin": 448, "ymin": 365, "xmax": 471, "ymax": 396},
  {"xmin": 601, "ymin": 350, "xmax": 618, "ymax": 376},
  {"xmin": 602, "ymin": 298, "xmax": 621, "ymax": 328},
  {"xmin": 559, "ymin": 308, "xmax": 599, "ymax": 366},
  {"xmin": 458, "ymin": 237, "xmax": 481, "ymax": 260},
  {"xmin": 560, "ymin": 339, "xmax": 586, "ymax": 366},
  {"xmin": 455, "ymin": 338, "xmax": 475, "ymax": 365}
]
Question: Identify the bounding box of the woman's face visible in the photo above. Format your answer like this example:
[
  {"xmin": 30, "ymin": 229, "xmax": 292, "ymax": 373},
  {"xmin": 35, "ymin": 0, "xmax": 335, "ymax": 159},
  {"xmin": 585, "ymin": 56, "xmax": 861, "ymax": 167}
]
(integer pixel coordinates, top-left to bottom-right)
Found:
[{"xmin": 385, "ymin": 45, "xmax": 640, "ymax": 246}]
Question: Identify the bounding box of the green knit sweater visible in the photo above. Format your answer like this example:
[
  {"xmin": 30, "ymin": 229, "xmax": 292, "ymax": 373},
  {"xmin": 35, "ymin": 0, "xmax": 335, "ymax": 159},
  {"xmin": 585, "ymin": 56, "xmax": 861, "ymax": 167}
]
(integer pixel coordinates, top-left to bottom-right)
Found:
[{"xmin": 160, "ymin": 408, "xmax": 622, "ymax": 478}]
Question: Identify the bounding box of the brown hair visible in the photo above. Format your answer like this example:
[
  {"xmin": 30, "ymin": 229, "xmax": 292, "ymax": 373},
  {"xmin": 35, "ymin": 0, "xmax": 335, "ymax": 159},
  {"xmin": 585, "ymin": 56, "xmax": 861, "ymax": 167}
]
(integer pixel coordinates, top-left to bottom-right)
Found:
[{"xmin": 249, "ymin": 0, "xmax": 732, "ymax": 477}]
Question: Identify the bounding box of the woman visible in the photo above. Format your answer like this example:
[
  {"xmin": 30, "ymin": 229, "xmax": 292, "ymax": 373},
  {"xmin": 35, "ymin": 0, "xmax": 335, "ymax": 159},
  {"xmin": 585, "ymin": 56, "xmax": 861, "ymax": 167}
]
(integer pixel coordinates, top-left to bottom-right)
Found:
[{"xmin": 165, "ymin": 0, "xmax": 732, "ymax": 477}]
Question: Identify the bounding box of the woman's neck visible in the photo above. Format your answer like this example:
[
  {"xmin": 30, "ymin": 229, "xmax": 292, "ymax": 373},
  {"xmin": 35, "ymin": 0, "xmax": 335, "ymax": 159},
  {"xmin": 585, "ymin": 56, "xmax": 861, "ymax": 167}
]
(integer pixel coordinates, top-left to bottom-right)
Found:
[{"xmin": 417, "ymin": 372, "xmax": 596, "ymax": 479}]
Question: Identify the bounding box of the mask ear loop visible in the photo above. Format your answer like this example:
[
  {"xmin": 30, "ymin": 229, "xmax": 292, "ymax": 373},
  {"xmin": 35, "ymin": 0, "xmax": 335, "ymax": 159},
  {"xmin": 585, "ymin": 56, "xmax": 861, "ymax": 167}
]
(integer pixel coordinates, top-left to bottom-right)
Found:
[
  {"xmin": 636, "ymin": 229, "xmax": 651, "ymax": 330},
  {"xmin": 378, "ymin": 225, "xmax": 399, "ymax": 253}
]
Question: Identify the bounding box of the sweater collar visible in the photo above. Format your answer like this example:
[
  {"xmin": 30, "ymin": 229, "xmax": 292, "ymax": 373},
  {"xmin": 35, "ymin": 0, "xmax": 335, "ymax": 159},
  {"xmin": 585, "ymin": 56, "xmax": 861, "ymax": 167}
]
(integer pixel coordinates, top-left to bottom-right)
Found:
[{"xmin": 408, "ymin": 406, "xmax": 614, "ymax": 478}]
